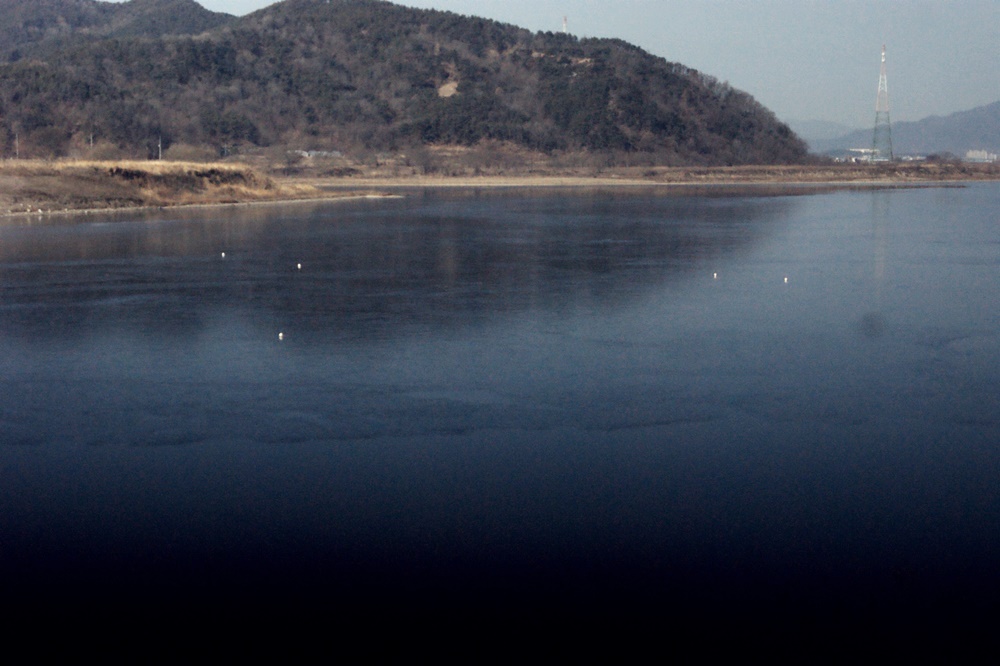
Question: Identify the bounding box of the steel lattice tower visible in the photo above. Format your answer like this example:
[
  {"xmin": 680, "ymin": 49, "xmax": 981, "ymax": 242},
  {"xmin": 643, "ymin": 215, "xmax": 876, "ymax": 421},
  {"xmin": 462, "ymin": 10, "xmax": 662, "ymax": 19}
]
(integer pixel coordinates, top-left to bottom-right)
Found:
[{"xmin": 872, "ymin": 45, "xmax": 893, "ymax": 161}]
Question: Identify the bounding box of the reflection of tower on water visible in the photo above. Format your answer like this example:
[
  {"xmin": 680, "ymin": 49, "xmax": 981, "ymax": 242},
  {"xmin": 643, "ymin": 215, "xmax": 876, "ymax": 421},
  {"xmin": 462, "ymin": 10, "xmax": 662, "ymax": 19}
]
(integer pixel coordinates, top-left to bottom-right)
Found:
[
  {"xmin": 872, "ymin": 45, "xmax": 893, "ymax": 162},
  {"xmin": 872, "ymin": 190, "xmax": 889, "ymax": 284},
  {"xmin": 859, "ymin": 191, "xmax": 890, "ymax": 339}
]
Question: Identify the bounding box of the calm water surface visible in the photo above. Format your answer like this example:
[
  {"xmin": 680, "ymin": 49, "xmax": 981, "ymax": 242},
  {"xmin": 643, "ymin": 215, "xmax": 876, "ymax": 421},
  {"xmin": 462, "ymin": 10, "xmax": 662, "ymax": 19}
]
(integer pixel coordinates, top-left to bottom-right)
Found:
[{"xmin": 2, "ymin": 185, "xmax": 999, "ymax": 641}]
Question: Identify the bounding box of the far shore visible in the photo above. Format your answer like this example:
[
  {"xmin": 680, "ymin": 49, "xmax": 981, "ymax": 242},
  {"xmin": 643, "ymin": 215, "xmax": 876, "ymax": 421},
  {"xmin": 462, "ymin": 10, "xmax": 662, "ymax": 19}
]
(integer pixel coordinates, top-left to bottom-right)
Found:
[
  {"xmin": 300, "ymin": 175, "xmax": 971, "ymax": 190},
  {"xmin": 299, "ymin": 161, "xmax": 1000, "ymax": 188},
  {"xmin": 1, "ymin": 159, "xmax": 997, "ymax": 220}
]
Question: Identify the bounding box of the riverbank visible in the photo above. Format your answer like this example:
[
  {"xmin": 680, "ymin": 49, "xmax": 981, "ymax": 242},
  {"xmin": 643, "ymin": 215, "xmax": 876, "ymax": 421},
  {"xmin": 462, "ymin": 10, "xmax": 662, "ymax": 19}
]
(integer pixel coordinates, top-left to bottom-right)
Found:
[
  {"xmin": 0, "ymin": 160, "xmax": 367, "ymax": 218},
  {"xmin": 2, "ymin": 159, "xmax": 998, "ymax": 217},
  {"xmin": 295, "ymin": 161, "xmax": 1000, "ymax": 188}
]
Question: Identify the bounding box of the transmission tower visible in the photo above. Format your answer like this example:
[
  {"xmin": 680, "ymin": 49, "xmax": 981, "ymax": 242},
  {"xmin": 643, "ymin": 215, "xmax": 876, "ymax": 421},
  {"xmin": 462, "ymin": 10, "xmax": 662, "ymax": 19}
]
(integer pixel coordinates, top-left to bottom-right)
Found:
[{"xmin": 872, "ymin": 45, "xmax": 893, "ymax": 161}]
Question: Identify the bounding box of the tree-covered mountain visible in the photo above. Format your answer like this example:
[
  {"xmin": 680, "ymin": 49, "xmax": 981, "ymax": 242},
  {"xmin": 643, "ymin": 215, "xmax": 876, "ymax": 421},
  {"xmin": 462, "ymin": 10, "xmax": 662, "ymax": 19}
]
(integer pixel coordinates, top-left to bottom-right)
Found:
[
  {"xmin": 0, "ymin": 0, "xmax": 233, "ymax": 59},
  {"xmin": 812, "ymin": 101, "xmax": 1000, "ymax": 157},
  {"xmin": 0, "ymin": 0, "xmax": 808, "ymax": 164}
]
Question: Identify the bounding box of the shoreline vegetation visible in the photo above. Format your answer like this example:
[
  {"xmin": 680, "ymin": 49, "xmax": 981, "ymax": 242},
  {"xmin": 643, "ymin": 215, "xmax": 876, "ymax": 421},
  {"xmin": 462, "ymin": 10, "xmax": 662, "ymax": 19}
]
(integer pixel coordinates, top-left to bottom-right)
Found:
[
  {"xmin": 0, "ymin": 160, "xmax": 331, "ymax": 218},
  {"xmin": 2, "ymin": 159, "xmax": 999, "ymax": 219}
]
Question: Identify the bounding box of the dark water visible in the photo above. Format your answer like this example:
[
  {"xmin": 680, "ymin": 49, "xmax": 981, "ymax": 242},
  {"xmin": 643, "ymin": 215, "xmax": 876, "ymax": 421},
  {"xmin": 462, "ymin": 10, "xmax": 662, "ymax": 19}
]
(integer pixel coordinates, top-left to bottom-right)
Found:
[{"xmin": 2, "ymin": 185, "xmax": 999, "ymax": 650}]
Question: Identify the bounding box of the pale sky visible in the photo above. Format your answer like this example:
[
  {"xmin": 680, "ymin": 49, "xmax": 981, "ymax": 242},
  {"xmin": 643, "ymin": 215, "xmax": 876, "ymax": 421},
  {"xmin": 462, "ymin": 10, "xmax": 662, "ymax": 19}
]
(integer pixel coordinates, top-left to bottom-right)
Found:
[{"xmin": 114, "ymin": 0, "xmax": 1000, "ymax": 128}]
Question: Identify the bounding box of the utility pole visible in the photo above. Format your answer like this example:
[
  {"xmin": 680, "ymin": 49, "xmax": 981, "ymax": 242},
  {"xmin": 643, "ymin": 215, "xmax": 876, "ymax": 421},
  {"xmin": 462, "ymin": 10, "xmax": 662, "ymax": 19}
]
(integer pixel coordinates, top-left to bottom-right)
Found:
[{"xmin": 872, "ymin": 45, "xmax": 893, "ymax": 162}]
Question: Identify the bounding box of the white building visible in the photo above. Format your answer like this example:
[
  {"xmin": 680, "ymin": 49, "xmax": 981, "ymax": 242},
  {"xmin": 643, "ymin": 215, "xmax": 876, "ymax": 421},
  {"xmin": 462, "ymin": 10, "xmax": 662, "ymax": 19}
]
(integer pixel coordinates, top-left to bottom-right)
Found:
[{"xmin": 965, "ymin": 149, "xmax": 997, "ymax": 163}]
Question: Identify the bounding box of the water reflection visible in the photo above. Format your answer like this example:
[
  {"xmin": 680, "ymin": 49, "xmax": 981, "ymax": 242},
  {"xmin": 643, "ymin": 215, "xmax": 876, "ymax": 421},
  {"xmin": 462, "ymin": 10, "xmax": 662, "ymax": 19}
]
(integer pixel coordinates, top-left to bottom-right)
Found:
[
  {"xmin": 0, "ymin": 192, "xmax": 796, "ymax": 343},
  {"xmin": 857, "ymin": 190, "xmax": 890, "ymax": 338},
  {"xmin": 3, "ymin": 186, "xmax": 1000, "ymax": 640}
]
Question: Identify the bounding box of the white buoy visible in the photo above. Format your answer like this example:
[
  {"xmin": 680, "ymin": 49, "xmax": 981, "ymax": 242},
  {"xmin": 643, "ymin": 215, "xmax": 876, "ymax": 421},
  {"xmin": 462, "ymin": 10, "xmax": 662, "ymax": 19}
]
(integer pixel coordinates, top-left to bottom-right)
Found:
[
  {"xmin": 713, "ymin": 272, "xmax": 717, "ymax": 279},
  {"xmin": 297, "ymin": 263, "xmax": 302, "ymax": 270},
  {"xmin": 221, "ymin": 252, "xmax": 226, "ymax": 258},
  {"xmin": 278, "ymin": 332, "xmax": 284, "ymax": 341},
  {"xmin": 784, "ymin": 276, "xmax": 788, "ymax": 283}
]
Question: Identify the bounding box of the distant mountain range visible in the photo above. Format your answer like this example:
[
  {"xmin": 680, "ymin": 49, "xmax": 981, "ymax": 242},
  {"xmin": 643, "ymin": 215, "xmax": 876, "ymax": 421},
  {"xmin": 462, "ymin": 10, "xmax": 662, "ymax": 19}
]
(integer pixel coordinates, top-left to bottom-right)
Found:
[
  {"xmin": 0, "ymin": 0, "xmax": 807, "ymax": 164},
  {"xmin": 807, "ymin": 101, "xmax": 1000, "ymax": 157}
]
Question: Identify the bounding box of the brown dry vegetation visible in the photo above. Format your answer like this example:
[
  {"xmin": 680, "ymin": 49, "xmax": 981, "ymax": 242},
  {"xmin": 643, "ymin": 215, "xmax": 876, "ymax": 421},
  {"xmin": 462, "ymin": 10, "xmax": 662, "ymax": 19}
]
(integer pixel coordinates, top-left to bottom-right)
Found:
[
  {"xmin": 644, "ymin": 161, "xmax": 1000, "ymax": 184},
  {"xmin": 0, "ymin": 159, "xmax": 325, "ymax": 216},
  {"xmin": 2, "ymin": 157, "xmax": 998, "ymax": 219},
  {"xmin": 270, "ymin": 142, "xmax": 1000, "ymax": 184},
  {"xmin": 281, "ymin": 152, "xmax": 1000, "ymax": 188}
]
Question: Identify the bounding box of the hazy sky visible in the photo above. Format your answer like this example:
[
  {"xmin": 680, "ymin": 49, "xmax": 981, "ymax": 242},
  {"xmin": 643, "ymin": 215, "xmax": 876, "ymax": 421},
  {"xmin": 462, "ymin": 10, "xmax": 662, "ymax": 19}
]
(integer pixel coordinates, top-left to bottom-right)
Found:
[{"xmin": 120, "ymin": 1, "xmax": 1000, "ymax": 128}]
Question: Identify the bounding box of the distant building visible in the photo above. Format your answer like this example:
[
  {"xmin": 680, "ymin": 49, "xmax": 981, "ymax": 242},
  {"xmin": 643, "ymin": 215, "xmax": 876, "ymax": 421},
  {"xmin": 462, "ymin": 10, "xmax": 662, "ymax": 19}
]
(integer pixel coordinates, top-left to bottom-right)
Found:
[
  {"xmin": 844, "ymin": 147, "xmax": 878, "ymax": 163},
  {"xmin": 965, "ymin": 149, "xmax": 997, "ymax": 163}
]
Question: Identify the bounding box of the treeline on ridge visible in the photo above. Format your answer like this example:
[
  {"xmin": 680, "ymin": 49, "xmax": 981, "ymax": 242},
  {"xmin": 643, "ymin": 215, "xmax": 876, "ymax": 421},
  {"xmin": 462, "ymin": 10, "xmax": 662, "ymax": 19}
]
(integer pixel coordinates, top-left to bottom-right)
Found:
[{"xmin": 0, "ymin": 0, "xmax": 808, "ymax": 165}]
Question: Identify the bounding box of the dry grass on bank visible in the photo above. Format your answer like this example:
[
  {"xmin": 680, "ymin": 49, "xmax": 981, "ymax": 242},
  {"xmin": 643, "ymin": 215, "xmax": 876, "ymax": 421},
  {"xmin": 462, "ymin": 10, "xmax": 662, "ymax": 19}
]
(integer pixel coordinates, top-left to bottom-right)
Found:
[
  {"xmin": 3, "ymin": 157, "xmax": 998, "ymax": 218},
  {"xmin": 0, "ymin": 159, "xmax": 323, "ymax": 216},
  {"xmin": 329, "ymin": 161, "xmax": 1000, "ymax": 186},
  {"xmin": 645, "ymin": 161, "xmax": 1000, "ymax": 184}
]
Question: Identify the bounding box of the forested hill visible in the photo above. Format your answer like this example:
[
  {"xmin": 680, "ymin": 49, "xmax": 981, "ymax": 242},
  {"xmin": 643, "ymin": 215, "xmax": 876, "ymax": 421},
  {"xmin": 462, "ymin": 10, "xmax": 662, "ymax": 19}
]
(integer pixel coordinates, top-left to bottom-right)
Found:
[
  {"xmin": 0, "ymin": 0, "xmax": 233, "ymax": 57},
  {"xmin": 0, "ymin": 0, "xmax": 808, "ymax": 165}
]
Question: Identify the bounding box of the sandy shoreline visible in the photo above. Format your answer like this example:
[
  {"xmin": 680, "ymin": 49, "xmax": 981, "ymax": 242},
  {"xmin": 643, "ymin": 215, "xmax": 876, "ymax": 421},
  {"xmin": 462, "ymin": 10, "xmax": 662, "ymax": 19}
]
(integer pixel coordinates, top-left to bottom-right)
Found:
[{"xmin": 2, "ymin": 161, "xmax": 997, "ymax": 221}]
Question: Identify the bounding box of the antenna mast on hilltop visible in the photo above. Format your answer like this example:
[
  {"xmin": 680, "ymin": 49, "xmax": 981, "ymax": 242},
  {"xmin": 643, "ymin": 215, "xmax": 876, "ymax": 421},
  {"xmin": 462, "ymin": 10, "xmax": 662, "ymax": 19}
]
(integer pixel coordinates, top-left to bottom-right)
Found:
[
  {"xmin": 872, "ymin": 45, "xmax": 893, "ymax": 161},
  {"xmin": 562, "ymin": 16, "xmax": 568, "ymax": 34}
]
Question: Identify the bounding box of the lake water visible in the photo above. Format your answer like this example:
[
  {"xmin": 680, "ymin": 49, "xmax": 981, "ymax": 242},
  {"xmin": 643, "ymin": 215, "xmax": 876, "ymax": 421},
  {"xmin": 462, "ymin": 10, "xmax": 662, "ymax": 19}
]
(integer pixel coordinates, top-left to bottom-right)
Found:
[{"xmin": 2, "ymin": 184, "xmax": 999, "ymax": 647}]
